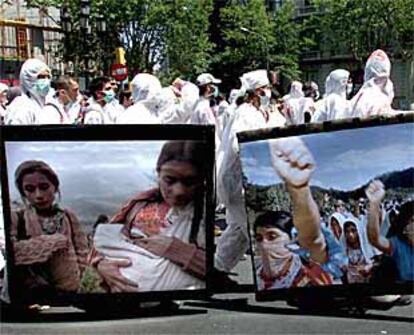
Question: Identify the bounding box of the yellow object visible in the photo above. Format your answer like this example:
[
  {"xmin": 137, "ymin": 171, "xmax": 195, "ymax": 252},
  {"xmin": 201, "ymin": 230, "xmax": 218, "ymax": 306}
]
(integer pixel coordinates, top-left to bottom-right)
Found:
[{"xmin": 115, "ymin": 47, "xmax": 126, "ymax": 65}]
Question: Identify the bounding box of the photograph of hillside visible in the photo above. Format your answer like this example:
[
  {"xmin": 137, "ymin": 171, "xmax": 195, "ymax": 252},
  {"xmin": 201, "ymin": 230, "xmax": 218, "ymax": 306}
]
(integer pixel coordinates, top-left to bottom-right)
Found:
[
  {"xmin": 240, "ymin": 122, "xmax": 414, "ymax": 221},
  {"xmin": 5, "ymin": 141, "xmax": 166, "ymax": 233}
]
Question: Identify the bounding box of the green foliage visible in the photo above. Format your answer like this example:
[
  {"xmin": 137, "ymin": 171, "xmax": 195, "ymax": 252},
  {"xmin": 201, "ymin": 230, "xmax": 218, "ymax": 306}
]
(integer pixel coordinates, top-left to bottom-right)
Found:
[
  {"xmin": 156, "ymin": 0, "xmax": 214, "ymax": 84},
  {"xmin": 79, "ymin": 266, "xmax": 105, "ymax": 293},
  {"xmin": 27, "ymin": 0, "xmax": 213, "ymax": 83},
  {"xmin": 26, "ymin": 0, "xmax": 413, "ymax": 87},
  {"xmin": 210, "ymin": 0, "xmax": 303, "ymax": 89},
  {"xmin": 311, "ymin": 0, "xmax": 414, "ymax": 62}
]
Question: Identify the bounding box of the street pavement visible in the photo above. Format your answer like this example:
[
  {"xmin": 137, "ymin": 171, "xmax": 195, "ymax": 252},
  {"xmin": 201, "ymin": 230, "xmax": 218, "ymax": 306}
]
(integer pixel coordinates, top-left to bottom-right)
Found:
[{"xmin": 1, "ymin": 260, "xmax": 413, "ymax": 335}]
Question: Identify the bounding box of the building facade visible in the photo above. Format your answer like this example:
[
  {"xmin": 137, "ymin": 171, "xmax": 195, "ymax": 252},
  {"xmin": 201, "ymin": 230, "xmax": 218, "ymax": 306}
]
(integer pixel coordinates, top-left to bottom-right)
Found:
[
  {"xmin": 270, "ymin": 0, "xmax": 413, "ymax": 109},
  {"xmin": 0, "ymin": 0, "xmax": 62, "ymax": 85}
]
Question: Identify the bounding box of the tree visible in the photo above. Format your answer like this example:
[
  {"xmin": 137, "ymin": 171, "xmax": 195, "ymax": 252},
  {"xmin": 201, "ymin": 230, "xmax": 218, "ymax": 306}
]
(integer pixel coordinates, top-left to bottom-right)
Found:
[
  {"xmin": 269, "ymin": 0, "xmax": 306, "ymax": 81},
  {"xmin": 210, "ymin": 0, "xmax": 304, "ymax": 91},
  {"xmin": 150, "ymin": 0, "xmax": 214, "ymax": 84},
  {"xmin": 27, "ymin": 0, "xmax": 214, "ymax": 84},
  {"xmin": 211, "ymin": 0, "xmax": 275, "ymax": 89},
  {"xmin": 312, "ymin": 0, "xmax": 414, "ymax": 63}
]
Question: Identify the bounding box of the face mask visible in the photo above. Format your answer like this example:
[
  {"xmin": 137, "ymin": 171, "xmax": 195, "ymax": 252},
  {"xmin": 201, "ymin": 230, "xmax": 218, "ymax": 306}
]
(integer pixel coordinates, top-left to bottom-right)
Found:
[
  {"xmin": 210, "ymin": 85, "xmax": 219, "ymax": 98},
  {"xmin": 346, "ymin": 83, "xmax": 353, "ymax": 96},
  {"xmin": 259, "ymin": 89, "xmax": 271, "ymax": 107},
  {"xmin": 261, "ymin": 236, "xmax": 291, "ymax": 260},
  {"xmin": 103, "ymin": 89, "xmax": 116, "ymax": 103},
  {"xmin": 33, "ymin": 78, "xmax": 51, "ymax": 97}
]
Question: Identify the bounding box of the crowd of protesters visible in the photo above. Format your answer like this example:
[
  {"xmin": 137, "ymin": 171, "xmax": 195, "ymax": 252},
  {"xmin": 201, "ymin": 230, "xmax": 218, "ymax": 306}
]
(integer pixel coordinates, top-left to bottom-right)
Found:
[{"xmin": 0, "ymin": 49, "xmax": 412, "ymax": 306}]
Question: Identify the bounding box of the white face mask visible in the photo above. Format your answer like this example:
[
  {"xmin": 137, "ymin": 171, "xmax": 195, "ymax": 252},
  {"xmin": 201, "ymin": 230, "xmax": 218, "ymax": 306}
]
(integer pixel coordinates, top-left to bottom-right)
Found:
[
  {"xmin": 346, "ymin": 83, "xmax": 353, "ymax": 96},
  {"xmin": 259, "ymin": 88, "xmax": 271, "ymax": 107}
]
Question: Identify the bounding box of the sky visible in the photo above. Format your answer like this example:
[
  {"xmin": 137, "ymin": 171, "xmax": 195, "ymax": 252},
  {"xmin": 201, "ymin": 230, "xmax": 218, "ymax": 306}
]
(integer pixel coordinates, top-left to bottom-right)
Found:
[
  {"xmin": 3, "ymin": 141, "xmax": 166, "ymax": 225},
  {"xmin": 240, "ymin": 122, "xmax": 414, "ymax": 191}
]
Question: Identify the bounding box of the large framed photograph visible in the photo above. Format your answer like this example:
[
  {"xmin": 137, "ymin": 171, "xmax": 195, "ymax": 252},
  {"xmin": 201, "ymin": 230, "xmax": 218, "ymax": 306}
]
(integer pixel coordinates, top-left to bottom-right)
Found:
[
  {"xmin": 0, "ymin": 125, "xmax": 215, "ymax": 306},
  {"xmin": 238, "ymin": 114, "xmax": 414, "ymax": 301}
]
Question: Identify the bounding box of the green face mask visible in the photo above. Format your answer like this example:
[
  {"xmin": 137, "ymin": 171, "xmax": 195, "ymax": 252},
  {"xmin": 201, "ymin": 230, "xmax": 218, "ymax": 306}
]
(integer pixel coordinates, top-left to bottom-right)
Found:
[
  {"xmin": 103, "ymin": 89, "xmax": 116, "ymax": 103},
  {"xmin": 212, "ymin": 85, "xmax": 219, "ymax": 98},
  {"xmin": 33, "ymin": 78, "xmax": 51, "ymax": 97}
]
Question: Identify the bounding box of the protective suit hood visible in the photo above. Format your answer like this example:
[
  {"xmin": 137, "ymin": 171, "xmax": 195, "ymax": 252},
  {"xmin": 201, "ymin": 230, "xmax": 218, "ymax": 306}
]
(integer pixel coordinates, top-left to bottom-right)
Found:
[
  {"xmin": 288, "ymin": 81, "xmax": 304, "ymax": 99},
  {"xmin": 364, "ymin": 49, "xmax": 391, "ymax": 82},
  {"xmin": 130, "ymin": 73, "xmax": 162, "ymax": 108},
  {"xmin": 325, "ymin": 69, "xmax": 349, "ymax": 97},
  {"xmin": 19, "ymin": 58, "xmax": 50, "ymax": 105}
]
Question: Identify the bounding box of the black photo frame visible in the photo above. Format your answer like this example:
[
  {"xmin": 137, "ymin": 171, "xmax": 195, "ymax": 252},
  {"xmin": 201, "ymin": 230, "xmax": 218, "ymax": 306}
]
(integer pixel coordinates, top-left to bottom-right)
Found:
[
  {"xmin": 237, "ymin": 114, "xmax": 414, "ymax": 302},
  {"xmin": 0, "ymin": 124, "xmax": 215, "ymax": 307}
]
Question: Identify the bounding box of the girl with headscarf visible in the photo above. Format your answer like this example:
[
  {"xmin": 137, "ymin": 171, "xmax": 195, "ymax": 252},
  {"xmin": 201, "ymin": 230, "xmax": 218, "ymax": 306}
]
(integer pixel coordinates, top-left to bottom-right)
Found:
[
  {"xmin": 329, "ymin": 212, "xmax": 346, "ymax": 242},
  {"xmin": 340, "ymin": 215, "xmax": 375, "ymax": 284},
  {"xmin": 4, "ymin": 59, "xmax": 52, "ymax": 125},
  {"xmin": 313, "ymin": 69, "xmax": 352, "ymax": 122},
  {"xmin": 366, "ymin": 180, "xmax": 413, "ymax": 281},
  {"xmin": 350, "ymin": 50, "xmax": 395, "ymax": 118},
  {"xmin": 8, "ymin": 161, "xmax": 88, "ymax": 296},
  {"xmin": 90, "ymin": 141, "xmax": 207, "ymax": 292}
]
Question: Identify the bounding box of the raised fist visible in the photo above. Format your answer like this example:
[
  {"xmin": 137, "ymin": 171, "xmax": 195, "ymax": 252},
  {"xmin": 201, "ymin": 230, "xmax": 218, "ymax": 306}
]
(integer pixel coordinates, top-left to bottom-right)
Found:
[
  {"xmin": 365, "ymin": 179, "xmax": 385, "ymax": 204},
  {"xmin": 268, "ymin": 137, "xmax": 315, "ymax": 188}
]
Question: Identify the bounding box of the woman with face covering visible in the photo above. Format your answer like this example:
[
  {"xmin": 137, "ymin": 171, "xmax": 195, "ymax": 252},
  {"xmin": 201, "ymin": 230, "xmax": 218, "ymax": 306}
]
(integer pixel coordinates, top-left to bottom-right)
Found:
[
  {"xmin": 4, "ymin": 59, "xmax": 52, "ymax": 125},
  {"xmin": 313, "ymin": 69, "xmax": 352, "ymax": 122},
  {"xmin": 350, "ymin": 50, "xmax": 395, "ymax": 118},
  {"xmin": 253, "ymin": 137, "xmax": 347, "ymax": 290},
  {"xmin": 366, "ymin": 180, "xmax": 413, "ymax": 281},
  {"xmin": 340, "ymin": 216, "xmax": 374, "ymax": 284},
  {"xmin": 6, "ymin": 161, "xmax": 88, "ymax": 298},
  {"xmin": 254, "ymin": 211, "xmax": 335, "ymax": 289},
  {"xmin": 90, "ymin": 141, "xmax": 207, "ymax": 292}
]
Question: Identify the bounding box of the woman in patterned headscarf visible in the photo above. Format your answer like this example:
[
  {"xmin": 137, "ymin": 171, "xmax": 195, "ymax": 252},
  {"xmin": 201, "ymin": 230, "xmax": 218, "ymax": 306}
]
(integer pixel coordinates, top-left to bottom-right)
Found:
[
  {"xmin": 90, "ymin": 141, "xmax": 207, "ymax": 293},
  {"xmin": 9, "ymin": 160, "xmax": 88, "ymax": 296}
]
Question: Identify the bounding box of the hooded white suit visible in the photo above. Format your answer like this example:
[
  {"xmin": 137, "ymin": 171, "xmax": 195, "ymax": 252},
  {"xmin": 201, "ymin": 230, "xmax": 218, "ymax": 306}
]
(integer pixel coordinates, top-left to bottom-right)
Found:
[
  {"xmin": 282, "ymin": 81, "xmax": 305, "ymax": 125},
  {"xmin": 313, "ymin": 69, "xmax": 351, "ymax": 122},
  {"xmin": 350, "ymin": 50, "xmax": 395, "ymax": 118},
  {"xmin": 116, "ymin": 73, "xmax": 161, "ymax": 124},
  {"xmin": 215, "ymin": 70, "xmax": 268, "ymax": 272},
  {"xmin": 5, "ymin": 59, "xmax": 51, "ymax": 125}
]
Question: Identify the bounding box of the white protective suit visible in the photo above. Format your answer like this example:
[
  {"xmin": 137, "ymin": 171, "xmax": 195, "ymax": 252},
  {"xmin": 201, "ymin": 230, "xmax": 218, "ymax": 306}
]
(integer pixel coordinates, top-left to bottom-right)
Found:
[
  {"xmin": 350, "ymin": 49, "xmax": 394, "ymax": 118},
  {"xmin": 190, "ymin": 97, "xmax": 216, "ymax": 125},
  {"xmin": 105, "ymin": 98, "xmax": 124, "ymax": 123},
  {"xmin": 83, "ymin": 97, "xmax": 112, "ymax": 124},
  {"xmin": 41, "ymin": 96, "xmax": 71, "ymax": 124},
  {"xmin": 0, "ymin": 83, "xmax": 8, "ymax": 121},
  {"xmin": 5, "ymin": 59, "xmax": 51, "ymax": 125},
  {"xmin": 313, "ymin": 69, "xmax": 351, "ymax": 122},
  {"xmin": 116, "ymin": 73, "xmax": 162, "ymax": 124},
  {"xmin": 155, "ymin": 82, "xmax": 199, "ymax": 124},
  {"xmin": 282, "ymin": 81, "xmax": 305, "ymax": 125},
  {"xmin": 215, "ymin": 70, "xmax": 268, "ymax": 272}
]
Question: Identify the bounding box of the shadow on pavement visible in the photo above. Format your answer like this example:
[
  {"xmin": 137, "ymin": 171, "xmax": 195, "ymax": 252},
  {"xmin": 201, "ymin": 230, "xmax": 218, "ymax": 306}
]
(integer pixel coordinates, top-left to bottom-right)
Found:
[
  {"xmin": 1, "ymin": 301, "xmax": 208, "ymax": 323},
  {"xmin": 185, "ymin": 298, "xmax": 414, "ymax": 323}
]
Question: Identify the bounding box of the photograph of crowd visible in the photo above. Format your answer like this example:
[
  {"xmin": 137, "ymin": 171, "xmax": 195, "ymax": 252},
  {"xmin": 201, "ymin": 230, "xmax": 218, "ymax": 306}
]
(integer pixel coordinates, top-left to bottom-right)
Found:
[
  {"xmin": 3, "ymin": 139, "xmax": 207, "ymax": 298},
  {"xmin": 240, "ymin": 122, "xmax": 413, "ymax": 291}
]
